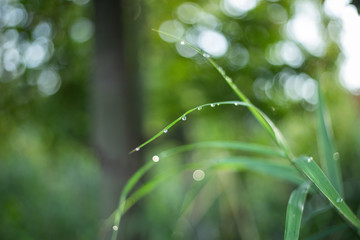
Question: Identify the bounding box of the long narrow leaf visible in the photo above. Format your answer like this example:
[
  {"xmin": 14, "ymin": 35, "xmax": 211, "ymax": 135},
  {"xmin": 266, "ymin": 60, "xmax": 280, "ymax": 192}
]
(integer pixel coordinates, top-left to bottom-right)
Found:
[
  {"xmin": 213, "ymin": 157, "xmax": 303, "ymax": 184},
  {"xmin": 295, "ymin": 156, "xmax": 360, "ymax": 230},
  {"xmin": 317, "ymin": 85, "xmax": 343, "ymax": 195},
  {"xmin": 305, "ymin": 224, "xmax": 348, "ymax": 240},
  {"xmin": 111, "ymin": 161, "xmax": 155, "ymax": 240},
  {"xmin": 152, "ymin": 29, "xmax": 294, "ymax": 159},
  {"xmin": 120, "ymin": 156, "xmax": 304, "ymax": 217},
  {"xmin": 158, "ymin": 141, "xmax": 286, "ymax": 159},
  {"xmin": 129, "ymin": 101, "xmax": 250, "ymax": 153},
  {"xmin": 284, "ymin": 182, "xmax": 311, "ymax": 240},
  {"xmin": 130, "ymin": 100, "xmax": 292, "ymax": 160}
]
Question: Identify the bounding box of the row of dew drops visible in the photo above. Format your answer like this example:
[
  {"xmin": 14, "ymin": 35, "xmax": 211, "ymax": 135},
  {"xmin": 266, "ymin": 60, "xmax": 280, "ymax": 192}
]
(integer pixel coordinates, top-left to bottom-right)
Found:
[{"xmin": 133, "ymin": 100, "xmax": 241, "ymax": 153}]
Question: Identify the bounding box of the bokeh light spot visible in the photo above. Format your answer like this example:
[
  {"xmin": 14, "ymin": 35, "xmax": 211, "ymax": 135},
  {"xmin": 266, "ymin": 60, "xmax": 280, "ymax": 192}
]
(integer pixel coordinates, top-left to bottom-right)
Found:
[
  {"xmin": 33, "ymin": 22, "xmax": 52, "ymax": 39},
  {"xmin": 267, "ymin": 4, "xmax": 288, "ymax": 24},
  {"xmin": 227, "ymin": 44, "xmax": 249, "ymax": 70},
  {"xmin": 221, "ymin": 0, "xmax": 258, "ymax": 18},
  {"xmin": 177, "ymin": 2, "xmax": 201, "ymax": 24},
  {"xmin": 198, "ymin": 30, "xmax": 228, "ymax": 57},
  {"xmin": 3, "ymin": 4, "xmax": 27, "ymax": 27},
  {"xmin": 70, "ymin": 18, "xmax": 94, "ymax": 43},
  {"xmin": 286, "ymin": 0, "xmax": 325, "ymax": 57},
  {"xmin": 159, "ymin": 20, "xmax": 184, "ymax": 43},
  {"xmin": 193, "ymin": 169, "xmax": 205, "ymax": 181},
  {"xmin": 37, "ymin": 69, "xmax": 61, "ymax": 96}
]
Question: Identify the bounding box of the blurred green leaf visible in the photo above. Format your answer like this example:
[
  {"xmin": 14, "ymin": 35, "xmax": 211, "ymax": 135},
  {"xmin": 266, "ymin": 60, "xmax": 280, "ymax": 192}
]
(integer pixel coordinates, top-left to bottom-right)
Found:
[
  {"xmin": 159, "ymin": 141, "xmax": 286, "ymax": 158},
  {"xmin": 284, "ymin": 182, "xmax": 310, "ymax": 240},
  {"xmin": 110, "ymin": 155, "xmax": 304, "ymax": 237},
  {"xmin": 294, "ymin": 156, "xmax": 360, "ymax": 230},
  {"xmin": 317, "ymin": 84, "xmax": 343, "ymax": 195}
]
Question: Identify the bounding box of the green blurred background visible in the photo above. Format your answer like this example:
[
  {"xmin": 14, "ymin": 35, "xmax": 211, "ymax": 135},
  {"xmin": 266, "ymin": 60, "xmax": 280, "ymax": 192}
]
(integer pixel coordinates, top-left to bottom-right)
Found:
[{"xmin": 1, "ymin": 0, "xmax": 360, "ymax": 239}]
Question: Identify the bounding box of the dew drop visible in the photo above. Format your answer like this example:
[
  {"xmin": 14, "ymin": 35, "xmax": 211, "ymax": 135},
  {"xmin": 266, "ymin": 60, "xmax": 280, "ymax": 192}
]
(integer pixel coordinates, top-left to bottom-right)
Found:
[
  {"xmin": 163, "ymin": 129, "xmax": 168, "ymax": 133},
  {"xmin": 193, "ymin": 169, "xmax": 205, "ymax": 181},
  {"xmin": 180, "ymin": 40, "xmax": 185, "ymax": 45},
  {"xmin": 234, "ymin": 103, "xmax": 239, "ymax": 106},
  {"xmin": 198, "ymin": 106, "xmax": 202, "ymax": 110},
  {"xmin": 333, "ymin": 152, "xmax": 340, "ymax": 161},
  {"xmin": 202, "ymin": 53, "xmax": 210, "ymax": 58},
  {"xmin": 225, "ymin": 76, "xmax": 232, "ymax": 83},
  {"xmin": 112, "ymin": 226, "xmax": 118, "ymax": 231},
  {"xmin": 135, "ymin": 147, "xmax": 140, "ymax": 152},
  {"xmin": 307, "ymin": 157, "xmax": 313, "ymax": 163},
  {"xmin": 152, "ymin": 155, "xmax": 160, "ymax": 162},
  {"xmin": 218, "ymin": 67, "xmax": 225, "ymax": 75},
  {"xmin": 182, "ymin": 116, "xmax": 187, "ymax": 121},
  {"xmin": 210, "ymin": 104, "xmax": 215, "ymax": 107},
  {"xmin": 336, "ymin": 198, "xmax": 343, "ymax": 203}
]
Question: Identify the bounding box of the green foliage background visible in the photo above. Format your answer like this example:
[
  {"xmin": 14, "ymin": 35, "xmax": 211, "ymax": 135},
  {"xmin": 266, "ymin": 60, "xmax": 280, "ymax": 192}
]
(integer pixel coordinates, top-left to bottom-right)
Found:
[{"xmin": 1, "ymin": 0, "xmax": 360, "ymax": 239}]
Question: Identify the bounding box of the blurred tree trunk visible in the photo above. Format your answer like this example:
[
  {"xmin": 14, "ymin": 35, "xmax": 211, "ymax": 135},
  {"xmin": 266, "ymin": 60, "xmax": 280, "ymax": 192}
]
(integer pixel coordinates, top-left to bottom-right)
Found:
[{"xmin": 93, "ymin": 0, "xmax": 143, "ymax": 238}]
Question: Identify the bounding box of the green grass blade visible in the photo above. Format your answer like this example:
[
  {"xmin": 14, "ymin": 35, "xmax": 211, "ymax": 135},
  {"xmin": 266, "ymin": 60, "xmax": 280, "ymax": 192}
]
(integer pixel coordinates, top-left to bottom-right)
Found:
[
  {"xmin": 152, "ymin": 29, "xmax": 294, "ymax": 159},
  {"xmin": 303, "ymin": 204, "xmax": 332, "ymax": 224},
  {"xmin": 284, "ymin": 182, "xmax": 311, "ymax": 240},
  {"xmin": 213, "ymin": 157, "xmax": 304, "ymax": 184},
  {"xmin": 130, "ymin": 100, "xmax": 292, "ymax": 160},
  {"xmin": 158, "ymin": 141, "xmax": 286, "ymax": 159},
  {"xmin": 317, "ymin": 85, "xmax": 343, "ymax": 195},
  {"xmin": 111, "ymin": 161, "xmax": 155, "ymax": 240},
  {"xmin": 129, "ymin": 101, "xmax": 248, "ymax": 153},
  {"xmin": 119, "ymin": 156, "xmax": 304, "ymax": 218},
  {"xmin": 304, "ymin": 223, "xmax": 348, "ymax": 240},
  {"xmin": 295, "ymin": 156, "xmax": 360, "ymax": 231}
]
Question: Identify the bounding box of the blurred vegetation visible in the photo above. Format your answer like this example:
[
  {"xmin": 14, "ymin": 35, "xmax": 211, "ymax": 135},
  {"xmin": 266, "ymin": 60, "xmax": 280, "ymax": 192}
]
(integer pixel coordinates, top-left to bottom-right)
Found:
[
  {"xmin": 0, "ymin": 0, "xmax": 99, "ymax": 239},
  {"xmin": 1, "ymin": 0, "xmax": 360, "ymax": 239}
]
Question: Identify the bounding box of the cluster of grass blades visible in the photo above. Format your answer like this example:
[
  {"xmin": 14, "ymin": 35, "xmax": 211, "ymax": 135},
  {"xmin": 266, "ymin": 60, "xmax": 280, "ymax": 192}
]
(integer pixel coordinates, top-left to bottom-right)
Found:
[{"xmin": 106, "ymin": 31, "xmax": 360, "ymax": 240}]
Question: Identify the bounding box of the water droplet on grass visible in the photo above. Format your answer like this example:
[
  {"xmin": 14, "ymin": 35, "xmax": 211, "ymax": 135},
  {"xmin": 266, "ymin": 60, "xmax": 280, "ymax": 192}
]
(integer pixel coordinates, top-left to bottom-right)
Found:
[
  {"xmin": 336, "ymin": 198, "xmax": 343, "ymax": 203},
  {"xmin": 333, "ymin": 152, "xmax": 340, "ymax": 161},
  {"xmin": 307, "ymin": 157, "xmax": 313, "ymax": 163},
  {"xmin": 202, "ymin": 53, "xmax": 210, "ymax": 58},
  {"xmin": 182, "ymin": 116, "xmax": 187, "ymax": 121},
  {"xmin": 218, "ymin": 67, "xmax": 225, "ymax": 75},
  {"xmin": 163, "ymin": 129, "xmax": 168, "ymax": 133},
  {"xmin": 113, "ymin": 226, "xmax": 118, "ymax": 231},
  {"xmin": 225, "ymin": 76, "xmax": 232, "ymax": 83},
  {"xmin": 152, "ymin": 155, "xmax": 160, "ymax": 162},
  {"xmin": 135, "ymin": 147, "xmax": 140, "ymax": 151},
  {"xmin": 198, "ymin": 106, "xmax": 202, "ymax": 110},
  {"xmin": 180, "ymin": 41, "xmax": 185, "ymax": 45},
  {"xmin": 211, "ymin": 104, "xmax": 215, "ymax": 107},
  {"xmin": 234, "ymin": 103, "xmax": 239, "ymax": 106}
]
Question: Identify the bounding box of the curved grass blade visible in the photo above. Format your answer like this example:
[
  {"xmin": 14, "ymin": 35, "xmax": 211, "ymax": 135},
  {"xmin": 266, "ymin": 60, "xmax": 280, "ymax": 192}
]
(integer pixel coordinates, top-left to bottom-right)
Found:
[
  {"xmin": 129, "ymin": 101, "xmax": 250, "ymax": 153},
  {"xmin": 295, "ymin": 156, "xmax": 360, "ymax": 231},
  {"xmin": 317, "ymin": 84, "xmax": 343, "ymax": 195},
  {"xmin": 158, "ymin": 141, "xmax": 286, "ymax": 159},
  {"xmin": 284, "ymin": 182, "xmax": 311, "ymax": 240},
  {"xmin": 215, "ymin": 157, "xmax": 304, "ymax": 184},
  {"xmin": 118, "ymin": 156, "xmax": 304, "ymax": 218},
  {"xmin": 152, "ymin": 29, "xmax": 294, "ymax": 160},
  {"xmin": 130, "ymin": 100, "xmax": 292, "ymax": 161},
  {"xmin": 303, "ymin": 204, "xmax": 332, "ymax": 224},
  {"xmin": 304, "ymin": 223, "xmax": 348, "ymax": 240},
  {"xmin": 111, "ymin": 161, "xmax": 155, "ymax": 240}
]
